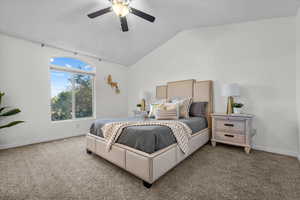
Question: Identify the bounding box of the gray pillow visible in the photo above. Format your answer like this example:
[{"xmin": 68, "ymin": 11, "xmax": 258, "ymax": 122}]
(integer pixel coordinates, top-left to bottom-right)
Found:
[{"xmin": 189, "ymin": 102, "xmax": 207, "ymax": 117}]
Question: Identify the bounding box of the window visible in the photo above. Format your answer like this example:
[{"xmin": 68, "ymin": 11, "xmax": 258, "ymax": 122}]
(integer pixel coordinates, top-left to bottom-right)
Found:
[{"xmin": 50, "ymin": 57, "xmax": 95, "ymax": 121}]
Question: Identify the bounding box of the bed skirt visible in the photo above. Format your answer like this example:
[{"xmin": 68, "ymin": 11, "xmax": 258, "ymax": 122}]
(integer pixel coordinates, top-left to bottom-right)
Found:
[{"xmin": 86, "ymin": 128, "xmax": 209, "ymax": 184}]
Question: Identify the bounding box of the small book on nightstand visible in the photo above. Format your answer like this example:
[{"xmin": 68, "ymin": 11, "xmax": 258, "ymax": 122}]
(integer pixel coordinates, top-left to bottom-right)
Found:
[{"xmin": 210, "ymin": 113, "xmax": 254, "ymax": 154}]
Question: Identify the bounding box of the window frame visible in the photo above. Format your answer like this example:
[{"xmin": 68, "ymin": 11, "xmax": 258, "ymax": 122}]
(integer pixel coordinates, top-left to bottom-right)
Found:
[{"xmin": 49, "ymin": 57, "xmax": 96, "ymax": 122}]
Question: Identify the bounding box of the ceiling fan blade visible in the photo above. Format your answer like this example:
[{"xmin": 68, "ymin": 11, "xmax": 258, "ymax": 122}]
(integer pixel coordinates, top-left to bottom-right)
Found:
[
  {"xmin": 120, "ymin": 17, "xmax": 129, "ymax": 32},
  {"xmin": 87, "ymin": 7, "xmax": 112, "ymax": 18},
  {"xmin": 130, "ymin": 7, "xmax": 155, "ymax": 23}
]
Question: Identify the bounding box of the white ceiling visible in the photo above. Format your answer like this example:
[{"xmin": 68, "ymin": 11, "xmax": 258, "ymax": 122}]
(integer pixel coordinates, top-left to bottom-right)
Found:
[{"xmin": 0, "ymin": 0, "xmax": 298, "ymax": 66}]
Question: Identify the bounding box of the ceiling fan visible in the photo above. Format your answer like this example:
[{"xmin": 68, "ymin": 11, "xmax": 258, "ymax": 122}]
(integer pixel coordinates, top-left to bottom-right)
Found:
[{"xmin": 87, "ymin": 0, "xmax": 156, "ymax": 32}]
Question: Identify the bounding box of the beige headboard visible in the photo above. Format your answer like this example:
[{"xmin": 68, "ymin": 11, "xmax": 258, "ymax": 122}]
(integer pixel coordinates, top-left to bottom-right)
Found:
[
  {"xmin": 167, "ymin": 80, "xmax": 194, "ymax": 99},
  {"xmin": 156, "ymin": 85, "xmax": 167, "ymax": 99},
  {"xmin": 155, "ymin": 79, "xmax": 213, "ymax": 129}
]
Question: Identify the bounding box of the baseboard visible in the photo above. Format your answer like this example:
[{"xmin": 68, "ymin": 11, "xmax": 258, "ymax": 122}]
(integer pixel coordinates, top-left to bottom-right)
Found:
[
  {"xmin": 0, "ymin": 133, "xmax": 85, "ymax": 150},
  {"xmin": 252, "ymin": 144, "xmax": 298, "ymax": 158},
  {"xmin": 1, "ymin": 135, "xmax": 299, "ymax": 160}
]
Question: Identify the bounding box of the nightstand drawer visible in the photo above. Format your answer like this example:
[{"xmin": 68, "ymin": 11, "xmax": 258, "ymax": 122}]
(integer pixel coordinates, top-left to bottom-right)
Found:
[
  {"xmin": 215, "ymin": 119, "xmax": 245, "ymax": 134},
  {"xmin": 215, "ymin": 131, "xmax": 245, "ymax": 144}
]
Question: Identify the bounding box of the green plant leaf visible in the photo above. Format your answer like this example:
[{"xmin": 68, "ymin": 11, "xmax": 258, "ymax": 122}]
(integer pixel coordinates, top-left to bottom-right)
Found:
[
  {"xmin": 0, "ymin": 108, "xmax": 21, "ymax": 117},
  {"xmin": 232, "ymin": 103, "xmax": 244, "ymax": 108},
  {"xmin": 0, "ymin": 106, "xmax": 8, "ymax": 113},
  {"xmin": 0, "ymin": 92, "xmax": 4, "ymax": 106},
  {"xmin": 0, "ymin": 121, "xmax": 24, "ymax": 129}
]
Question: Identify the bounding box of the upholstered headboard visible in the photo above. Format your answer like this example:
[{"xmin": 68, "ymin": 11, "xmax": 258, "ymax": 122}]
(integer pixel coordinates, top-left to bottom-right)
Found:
[
  {"xmin": 167, "ymin": 80, "xmax": 194, "ymax": 99},
  {"xmin": 156, "ymin": 79, "xmax": 213, "ymax": 129},
  {"xmin": 156, "ymin": 85, "xmax": 167, "ymax": 99}
]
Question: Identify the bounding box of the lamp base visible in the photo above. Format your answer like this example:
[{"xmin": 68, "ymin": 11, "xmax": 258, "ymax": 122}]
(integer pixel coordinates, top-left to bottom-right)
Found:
[
  {"xmin": 140, "ymin": 99, "xmax": 146, "ymax": 111},
  {"xmin": 226, "ymin": 96, "xmax": 234, "ymax": 114}
]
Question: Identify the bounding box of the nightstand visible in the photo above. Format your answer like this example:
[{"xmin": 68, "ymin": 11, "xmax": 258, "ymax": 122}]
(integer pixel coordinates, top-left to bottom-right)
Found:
[
  {"xmin": 211, "ymin": 113, "xmax": 254, "ymax": 154},
  {"xmin": 133, "ymin": 110, "xmax": 148, "ymax": 118}
]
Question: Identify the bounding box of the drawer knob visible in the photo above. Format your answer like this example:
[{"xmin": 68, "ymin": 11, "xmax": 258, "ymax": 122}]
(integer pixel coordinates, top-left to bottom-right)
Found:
[
  {"xmin": 224, "ymin": 123, "xmax": 234, "ymax": 127},
  {"xmin": 224, "ymin": 134, "xmax": 234, "ymax": 138}
]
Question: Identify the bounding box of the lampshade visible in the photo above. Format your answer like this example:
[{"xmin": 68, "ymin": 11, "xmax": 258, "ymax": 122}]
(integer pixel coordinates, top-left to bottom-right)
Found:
[
  {"xmin": 139, "ymin": 91, "xmax": 151, "ymax": 101},
  {"xmin": 222, "ymin": 83, "xmax": 240, "ymax": 97}
]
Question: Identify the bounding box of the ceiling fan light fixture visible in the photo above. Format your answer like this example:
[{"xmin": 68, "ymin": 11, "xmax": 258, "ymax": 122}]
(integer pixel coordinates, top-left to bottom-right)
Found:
[
  {"xmin": 112, "ymin": 0, "xmax": 130, "ymax": 17},
  {"xmin": 87, "ymin": 0, "xmax": 155, "ymax": 32}
]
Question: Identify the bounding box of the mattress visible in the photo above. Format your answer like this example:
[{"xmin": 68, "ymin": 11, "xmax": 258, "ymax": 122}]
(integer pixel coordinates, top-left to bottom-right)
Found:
[{"xmin": 89, "ymin": 117, "xmax": 207, "ymax": 154}]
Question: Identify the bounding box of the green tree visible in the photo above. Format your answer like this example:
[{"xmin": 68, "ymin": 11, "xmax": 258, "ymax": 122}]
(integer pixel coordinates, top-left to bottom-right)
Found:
[
  {"xmin": 74, "ymin": 74, "xmax": 93, "ymax": 118},
  {"xmin": 51, "ymin": 91, "xmax": 72, "ymax": 121},
  {"xmin": 51, "ymin": 74, "xmax": 93, "ymax": 121}
]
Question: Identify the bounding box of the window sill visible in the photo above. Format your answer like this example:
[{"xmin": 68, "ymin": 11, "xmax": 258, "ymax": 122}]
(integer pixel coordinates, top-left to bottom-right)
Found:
[{"xmin": 51, "ymin": 117, "xmax": 96, "ymax": 123}]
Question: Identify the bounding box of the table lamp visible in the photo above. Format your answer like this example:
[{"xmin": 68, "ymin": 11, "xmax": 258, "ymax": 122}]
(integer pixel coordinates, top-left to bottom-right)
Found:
[
  {"xmin": 222, "ymin": 83, "xmax": 240, "ymax": 114},
  {"xmin": 139, "ymin": 91, "xmax": 151, "ymax": 111}
]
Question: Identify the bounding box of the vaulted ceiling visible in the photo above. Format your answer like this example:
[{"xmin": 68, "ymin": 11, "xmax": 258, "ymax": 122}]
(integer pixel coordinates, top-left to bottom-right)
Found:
[{"xmin": 0, "ymin": 0, "xmax": 298, "ymax": 66}]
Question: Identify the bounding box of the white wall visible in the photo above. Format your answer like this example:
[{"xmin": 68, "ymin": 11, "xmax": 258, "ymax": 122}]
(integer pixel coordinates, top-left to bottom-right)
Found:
[
  {"xmin": 128, "ymin": 17, "xmax": 299, "ymax": 157},
  {"xmin": 296, "ymin": 8, "xmax": 300, "ymax": 160},
  {"xmin": 1, "ymin": 17, "xmax": 298, "ymax": 157},
  {"xmin": 0, "ymin": 33, "xmax": 128, "ymax": 149}
]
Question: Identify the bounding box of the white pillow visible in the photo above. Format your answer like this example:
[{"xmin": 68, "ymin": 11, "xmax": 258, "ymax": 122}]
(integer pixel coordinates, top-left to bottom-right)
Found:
[
  {"xmin": 150, "ymin": 98, "xmax": 167, "ymax": 104},
  {"xmin": 171, "ymin": 97, "xmax": 192, "ymax": 119},
  {"xmin": 148, "ymin": 104, "xmax": 162, "ymax": 118}
]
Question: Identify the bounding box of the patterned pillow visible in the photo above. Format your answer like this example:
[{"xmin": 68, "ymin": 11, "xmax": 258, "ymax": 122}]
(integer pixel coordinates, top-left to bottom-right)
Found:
[
  {"xmin": 148, "ymin": 104, "xmax": 162, "ymax": 118},
  {"xmin": 171, "ymin": 97, "xmax": 192, "ymax": 119},
  {"xmin": 155, "ymin": 104, "xmax": 179, "ymax": 120},
  {"xmin": 159, "ymin": 103, "xmax": 179, "ymax": 111}
]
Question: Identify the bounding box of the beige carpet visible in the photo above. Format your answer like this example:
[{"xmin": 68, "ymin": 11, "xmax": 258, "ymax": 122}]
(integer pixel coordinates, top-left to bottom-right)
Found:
[{"xmin": 0, "ymin": 136, "xmax": 299, "ymax": 200}]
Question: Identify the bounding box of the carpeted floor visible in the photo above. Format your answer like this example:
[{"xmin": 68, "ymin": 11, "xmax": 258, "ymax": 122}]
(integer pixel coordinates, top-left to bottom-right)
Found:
[{"xmin": 0, "ymin": 136, "xmax": 299, "ymax": 200}]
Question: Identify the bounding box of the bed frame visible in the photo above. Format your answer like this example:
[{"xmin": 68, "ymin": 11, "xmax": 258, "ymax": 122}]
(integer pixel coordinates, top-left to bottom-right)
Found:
[{"xmin": 86, "ymin": 79, "xmax": 213, "ymax": 188}]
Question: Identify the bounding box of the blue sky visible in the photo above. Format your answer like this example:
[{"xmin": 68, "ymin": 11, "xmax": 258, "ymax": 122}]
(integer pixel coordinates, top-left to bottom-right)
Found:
[
  {"xmin": 50, "ymin": 57, "xmax": 93, "ymax": 71},
  {"xmin": 51, "ymin": 71, "xmax": 72, "ymax": 98},
  {"xmin": 50, "ymin": 57, "xmax": 93, "ymax": 97}
]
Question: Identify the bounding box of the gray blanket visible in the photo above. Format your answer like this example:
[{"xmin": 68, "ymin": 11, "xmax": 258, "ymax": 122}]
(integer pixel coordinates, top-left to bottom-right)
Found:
[{"xmin": 89, "ymin": 117, "xmax": 207, "ymax": 154}]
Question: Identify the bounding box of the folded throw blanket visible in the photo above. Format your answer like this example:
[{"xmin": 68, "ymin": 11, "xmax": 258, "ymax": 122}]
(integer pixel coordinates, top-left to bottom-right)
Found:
[{"xmin": 101, "ymin": 121, "xmax": 193, "ymax": 154}]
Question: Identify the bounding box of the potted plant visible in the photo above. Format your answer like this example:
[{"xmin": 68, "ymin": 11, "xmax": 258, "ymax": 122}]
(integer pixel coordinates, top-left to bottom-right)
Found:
[
  {"xmin": 232, "ymin": 103, "xmax": 244, "ymax": 114},
  {"xmin": 136, "ymin": 104, "xmax": 142, "ymax": 111},
  {"xmin": 0, "ymin": 92, "xmax": 24, "ymax": 130}
]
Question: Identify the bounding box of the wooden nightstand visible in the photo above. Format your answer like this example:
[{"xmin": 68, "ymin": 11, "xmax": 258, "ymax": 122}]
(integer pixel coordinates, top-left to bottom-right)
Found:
[{"xmin": 211, "ymin": 113, "xmax": 254, "ymax": 154}]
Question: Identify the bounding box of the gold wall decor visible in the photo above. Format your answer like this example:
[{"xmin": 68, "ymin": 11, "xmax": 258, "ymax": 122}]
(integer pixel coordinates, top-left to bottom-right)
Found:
[{"xmin": 107, "ymin": 74, "xmax": 120, "ymax": 94}]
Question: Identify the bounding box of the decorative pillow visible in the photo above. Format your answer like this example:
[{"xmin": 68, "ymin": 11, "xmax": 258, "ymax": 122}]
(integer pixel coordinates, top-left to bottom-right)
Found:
[
  {"xmin": 155, "ymin": 104, "xmax": 179, "ymax": 120},
  {"xmin": 159, "ymin": 103, "xmax": 179, "ymax": 116},
  {"xmin": 150, "ymin": 98, "xmax": 167, "ymax": 104},
  {"xmin": 158, "ymin": 103, "xmax": 178, "ymax": 111},
  {"xmin": 167, "ymin": 97, "xmax": 183, "ymax": 103},
  {"xmin": 189, "ymin": 102, "xmax": 207, "ymax": 117},
  {"xmin": 148, "ymin": 104, "xmax": 162, "ymax": 118},
  {"xmin": 171, "ymin": 97, "xmax": 192, "ymax": 119}
]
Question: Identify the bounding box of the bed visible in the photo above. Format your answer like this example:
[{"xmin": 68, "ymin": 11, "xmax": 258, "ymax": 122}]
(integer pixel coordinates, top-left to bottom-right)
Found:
[{"xmin": 86, "ymin": 79, "xmax": 213, "ymax": 188}]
